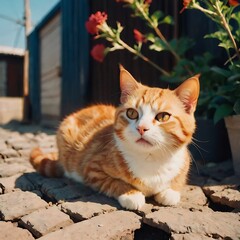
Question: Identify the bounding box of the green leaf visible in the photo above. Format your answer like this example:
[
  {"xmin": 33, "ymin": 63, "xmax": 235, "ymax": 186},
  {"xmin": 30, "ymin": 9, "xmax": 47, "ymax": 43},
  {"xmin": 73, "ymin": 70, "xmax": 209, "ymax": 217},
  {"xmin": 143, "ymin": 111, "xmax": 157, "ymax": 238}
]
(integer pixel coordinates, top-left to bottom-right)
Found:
[
  {"xmin": 204, "ymin": 31, "xmax": 228, "ymax": 42},
  {"xmin": 214, "ymin": 104, "xmax": 233, "ymax": 124},
  {"xmin": 151, "ymin": 10, "xmax": 164, "ymax": 28},
  {"xmin": 232, "ymin": 11, "xmax": 240, "ymax": 27},
  {"xmin": 146, "ymin": 33, "xmax": 155, "ymax": 42},
  {"xmin": 218, "ymin": 40, "xmax": 234, "ymax": 50},
  {"xmin": 159, "ymin": 16, "xmax": 174, "ymax": 25},
  {"xmin": 235, "ymin": 29, "xmax": 240, "ymax": 39},
  {"xmin": 169, "ymin": 38, "xmax": 195, "ymax": 56},
  {"xmin": 149, "ymin": 39, "xmax": 167, "ymax": 52},
  {"xmin": 211, "ymin": 66, "xmax": 231, "ymax": 77},
  {"xmin": 151, "ymin": 10, "xmax": 164, "ymax": 22}
]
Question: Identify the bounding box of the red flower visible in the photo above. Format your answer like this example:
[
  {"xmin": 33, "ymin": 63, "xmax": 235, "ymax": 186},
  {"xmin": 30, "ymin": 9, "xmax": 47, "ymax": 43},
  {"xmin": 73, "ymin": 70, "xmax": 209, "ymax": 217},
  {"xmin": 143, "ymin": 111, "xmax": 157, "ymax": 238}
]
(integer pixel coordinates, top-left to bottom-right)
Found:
[
  {"xmin": 133, "ymin": 29, "xmax": 146, "ymax": 43},
  {"xmin": 91, "ymin": 44, "xmax": 106, "ymax": 62},
  {"xmin": 229, "ymin": 0, "xmax": 240, "ymax": 6},
  {"xmin": 144, "ymin": 0, "xmax": 152, "ymax": 4},
  {"xmin": 180, "ymin": 0, "xmax": 192, "ymax": 13},
  {"xmin": 85, "ymin": 12, "xmax": 108, "ymax": 35}
]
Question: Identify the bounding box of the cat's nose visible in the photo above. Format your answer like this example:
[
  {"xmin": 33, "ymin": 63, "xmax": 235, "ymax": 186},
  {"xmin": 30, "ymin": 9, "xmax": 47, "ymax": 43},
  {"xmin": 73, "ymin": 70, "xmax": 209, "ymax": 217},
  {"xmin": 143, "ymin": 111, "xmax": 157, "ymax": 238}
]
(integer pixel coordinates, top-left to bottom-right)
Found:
[{"xmin": 137, "ymin": 126, "xmax": 149, "ymax": 135}]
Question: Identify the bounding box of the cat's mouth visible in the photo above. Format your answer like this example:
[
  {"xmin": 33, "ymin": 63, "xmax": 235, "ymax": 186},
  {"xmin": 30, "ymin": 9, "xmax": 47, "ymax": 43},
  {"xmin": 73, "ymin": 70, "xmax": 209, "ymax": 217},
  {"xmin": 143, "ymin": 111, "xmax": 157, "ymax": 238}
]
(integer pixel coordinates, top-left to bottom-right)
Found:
[{"xmin": 136, "ymin": 138, "xmax": 153, "ymax": 147}]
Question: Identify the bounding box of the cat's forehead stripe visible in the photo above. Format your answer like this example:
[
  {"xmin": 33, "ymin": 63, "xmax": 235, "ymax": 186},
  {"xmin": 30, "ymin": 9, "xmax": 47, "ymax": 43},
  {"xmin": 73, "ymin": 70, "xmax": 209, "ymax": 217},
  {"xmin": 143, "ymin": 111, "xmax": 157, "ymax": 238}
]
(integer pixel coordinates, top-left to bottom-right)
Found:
[
  {"xmin": 135, "ymin": 89, "xmax": 147, "ymax": 109},
  {"xmin": 149, "ymin": 89, "xmax": 164, "ymax": 108},
  {"xmin": 135, "ymin": 88, "xmax": 164, "ymax": 109}
]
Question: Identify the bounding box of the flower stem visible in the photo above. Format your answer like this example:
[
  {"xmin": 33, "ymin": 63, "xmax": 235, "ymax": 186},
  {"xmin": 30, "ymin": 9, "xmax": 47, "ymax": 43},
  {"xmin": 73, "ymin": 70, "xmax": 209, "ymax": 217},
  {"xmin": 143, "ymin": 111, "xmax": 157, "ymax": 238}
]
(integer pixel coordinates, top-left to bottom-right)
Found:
[
  {"xmin": 194, "ymin": 4, "xmax": 217, "ymax": 17},
  {"xmin": 135, "ymin": 1, "xmax": 180, "ymax": 62},
  {"xmin": 135, "ymin": 1, "xmax": 194, "ymax": 75},
  {"xmin": 118, "ymin": 39, "xmax": 170, "ymax": 76},
  {"xmin": 215, "ymin": 2, "xmax": 240, "ymax": 61}
]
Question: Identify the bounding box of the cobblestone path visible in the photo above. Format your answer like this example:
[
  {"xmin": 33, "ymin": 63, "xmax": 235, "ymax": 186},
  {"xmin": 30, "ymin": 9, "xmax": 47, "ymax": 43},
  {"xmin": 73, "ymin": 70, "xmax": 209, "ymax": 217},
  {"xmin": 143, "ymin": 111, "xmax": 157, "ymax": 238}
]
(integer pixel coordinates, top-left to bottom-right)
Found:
[{"xmin": 0, "ymin": 122, "xmax": 239, "ymax": 240}]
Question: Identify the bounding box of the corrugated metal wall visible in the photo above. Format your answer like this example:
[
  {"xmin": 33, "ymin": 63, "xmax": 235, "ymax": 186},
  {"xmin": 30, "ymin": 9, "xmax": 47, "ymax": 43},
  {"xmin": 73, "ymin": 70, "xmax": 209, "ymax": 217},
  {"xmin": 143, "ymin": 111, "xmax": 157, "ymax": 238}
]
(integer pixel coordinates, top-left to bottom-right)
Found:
[
  {"xmin": 40, "ymin": 12, "xmax": 61, "ymax": 125},
  {"xmin": 29, "ymin": 30, "xmax": 41, "ymax": 122},
  {"xmin": 29, "ymin": 3, "xmax": 61, "ymax": 123},
  {"xmin": 61, "ymin": 0, "xmax": 89, "ymax": 117}
]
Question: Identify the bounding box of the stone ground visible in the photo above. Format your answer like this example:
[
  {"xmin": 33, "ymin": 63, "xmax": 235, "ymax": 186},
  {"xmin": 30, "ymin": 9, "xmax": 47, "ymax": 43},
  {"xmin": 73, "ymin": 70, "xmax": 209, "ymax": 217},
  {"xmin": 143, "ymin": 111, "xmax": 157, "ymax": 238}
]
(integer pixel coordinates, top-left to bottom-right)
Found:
[{"xmin": 0, "ymin": 121, "xmax": 239, "ymax": 240}]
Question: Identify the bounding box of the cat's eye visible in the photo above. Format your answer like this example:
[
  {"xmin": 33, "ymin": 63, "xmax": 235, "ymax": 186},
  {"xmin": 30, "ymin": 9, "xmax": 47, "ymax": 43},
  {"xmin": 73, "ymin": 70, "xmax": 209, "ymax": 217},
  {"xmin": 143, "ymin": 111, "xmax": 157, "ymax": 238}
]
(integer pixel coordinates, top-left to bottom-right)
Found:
[
  {"xmin": 155, "ymin": 112, "xmax": 171, "ymax": 122},
  {"xmin": 126, "ymin": 108, "xmax": 139, "ymax": 120}
]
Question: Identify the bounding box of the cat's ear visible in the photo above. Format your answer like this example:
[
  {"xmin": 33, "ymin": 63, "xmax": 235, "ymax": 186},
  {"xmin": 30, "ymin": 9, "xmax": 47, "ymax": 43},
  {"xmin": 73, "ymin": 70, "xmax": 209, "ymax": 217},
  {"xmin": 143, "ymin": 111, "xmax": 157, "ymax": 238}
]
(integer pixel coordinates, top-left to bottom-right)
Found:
[
  {"xmin": 175, "ymin": 74, "xmax": 200, "ymax": 114},
  {"xmin": 119, "ymin": 65, "xmax": 140, "ymax": 104}
]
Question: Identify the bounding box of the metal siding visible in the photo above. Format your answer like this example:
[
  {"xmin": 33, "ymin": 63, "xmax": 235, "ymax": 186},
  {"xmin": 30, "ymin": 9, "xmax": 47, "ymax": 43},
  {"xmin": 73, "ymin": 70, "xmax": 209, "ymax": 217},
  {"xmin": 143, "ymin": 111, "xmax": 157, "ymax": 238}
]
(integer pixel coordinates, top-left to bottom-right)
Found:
[
  {"xmin": 61, "ymin": 0, "xmax": 89, "ymax": 117},
  {"xmin": 28, "ymin": 2, "xmax": 61, "ymax": 123},
  {"xmin": 40, "ymin": 13, "xmax": 61, "ymax": 123}
]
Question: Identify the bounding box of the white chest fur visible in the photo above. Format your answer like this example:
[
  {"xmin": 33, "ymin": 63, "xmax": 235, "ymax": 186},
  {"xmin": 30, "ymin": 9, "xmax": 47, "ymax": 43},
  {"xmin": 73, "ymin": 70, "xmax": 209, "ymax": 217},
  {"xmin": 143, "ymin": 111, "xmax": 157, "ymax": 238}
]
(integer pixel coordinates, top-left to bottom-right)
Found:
[{"xmin": 120, "ymin": 147, "xmax": 186, "ymax": 196}]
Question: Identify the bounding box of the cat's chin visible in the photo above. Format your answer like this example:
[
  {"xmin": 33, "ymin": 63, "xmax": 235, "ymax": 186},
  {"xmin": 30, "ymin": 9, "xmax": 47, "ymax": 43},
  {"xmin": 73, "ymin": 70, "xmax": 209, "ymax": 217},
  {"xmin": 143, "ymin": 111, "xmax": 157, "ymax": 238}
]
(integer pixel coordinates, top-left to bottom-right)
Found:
[{"xmin": 136, "ymin": 138, "xmax": 153, "ymax": 147}]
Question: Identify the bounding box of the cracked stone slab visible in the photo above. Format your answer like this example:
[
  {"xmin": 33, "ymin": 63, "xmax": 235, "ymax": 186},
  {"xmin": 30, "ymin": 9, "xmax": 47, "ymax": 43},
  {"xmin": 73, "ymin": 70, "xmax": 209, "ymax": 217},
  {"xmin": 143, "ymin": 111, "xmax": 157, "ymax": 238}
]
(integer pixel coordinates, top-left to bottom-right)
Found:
[
  {"xmin": 10, "ymin": 141, "xmax": 35, "ymax": 151},
  {"xmin": 203, "ymin": 185, "xmax": 240, "ymax": 209},
  {"xmin": 6, "ymin": 136, "xmax": 28, "ymax": 145},
  {"xmin": 210, "ymin": 188, "xmax": 240, "ymax": 209},
  {"xmin": 61, "ymin": 200, "xmax": 117, "ymax": 221},
  {"xmin": 0, "ymin": 163, "xmax": 32, "ymax": 177},
  {"xmin": 46, "ymin": 183, "xmax": 94, "ymax": 201},
  {"xmin": 24, "ymin": 173, "xmax": 94, "ymax": 201},
  {"xmin": 38, "ymin": 211, "xmax": 141, "ymax": 240},
  {"xmin": 0, "ymin": 173, "xmax": 35, "ymax": 193},
  {"xmin": 79, "ymin": 193, "xmax": 120, "ymax": 209},
  {"xmin": 0, "ymin": 142, "xmax": 7, "ymax": 151},
  {"xmin": 180, "ymin": 185, "xmax": 208, "ymax": 207},
  {"xmin": 0, "ymin": 148, "xmax": 19, "ymax": 158},
  {"xmin": 143, "ymin": 207, "xmax": 240, "ymax": 239},
  {"xmin": 24, "ymin": 172, "xmax": 68, "ymax": 190},
  {"xmin": 19, "ymin": 206, "xmax": 73, "ymax": 238},
  {"xmin": 18, "ymin": 149, "xmax": 33, "ymax": 158},
  {"xmin": 3, "ymin": 156, "xmax": 30, "ymax": 165},
  {"xmin": 0, "ymin": 222, "xmax": 34, "ymax": 240},
  {"xmin": 0, "ymin": 191, "xmax": 48, "ymax": 220}
]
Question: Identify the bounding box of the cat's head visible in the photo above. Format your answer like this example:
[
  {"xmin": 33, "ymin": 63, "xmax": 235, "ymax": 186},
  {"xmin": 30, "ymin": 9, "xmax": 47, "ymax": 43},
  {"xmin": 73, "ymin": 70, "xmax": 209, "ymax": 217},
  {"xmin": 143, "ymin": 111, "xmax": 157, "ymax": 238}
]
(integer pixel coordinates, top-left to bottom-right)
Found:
[{"xmin": 114, "ymin": 66, "xmax": 200, "ymax": 154}]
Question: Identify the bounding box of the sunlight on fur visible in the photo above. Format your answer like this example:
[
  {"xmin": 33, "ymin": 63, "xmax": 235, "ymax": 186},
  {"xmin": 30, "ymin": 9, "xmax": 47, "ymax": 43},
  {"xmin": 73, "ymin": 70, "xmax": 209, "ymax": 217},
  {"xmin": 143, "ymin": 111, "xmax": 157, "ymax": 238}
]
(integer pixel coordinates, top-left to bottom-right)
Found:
[{"xmin": 30, "ymin": 66, "xmax": 200, "ymax": 210}]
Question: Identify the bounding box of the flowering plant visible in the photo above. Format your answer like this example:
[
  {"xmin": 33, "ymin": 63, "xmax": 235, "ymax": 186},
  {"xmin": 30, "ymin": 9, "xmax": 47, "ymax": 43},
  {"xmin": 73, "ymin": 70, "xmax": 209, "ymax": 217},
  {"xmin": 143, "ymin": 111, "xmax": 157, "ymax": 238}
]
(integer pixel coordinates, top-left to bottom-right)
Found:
[
  {"xmin": 183, "ymin": 0, "xmax": 240, "ymax": 122},
  {"xmin": 86, "ymin": 0, "xmax": 240, "ymax": 122},
  {"xmin": 85, "ymin": 0, "xmax": 198, "ymax": 79}
]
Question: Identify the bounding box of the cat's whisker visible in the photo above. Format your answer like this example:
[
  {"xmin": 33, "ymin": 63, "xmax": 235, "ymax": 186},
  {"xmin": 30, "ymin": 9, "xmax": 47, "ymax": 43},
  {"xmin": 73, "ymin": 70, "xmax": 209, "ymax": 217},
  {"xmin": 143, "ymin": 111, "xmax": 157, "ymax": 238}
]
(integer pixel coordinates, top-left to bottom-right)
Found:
[
  {"xmin": 190, "ymin": 140, "xmax": 207, "ymax": 169},
  {"xmin": 192, "ymin": 137, "xmax": 209, "ymax": 144},
  {"xmin": 191, "ymin": 139, "xmax": 208, "ymax": 153},
  {"xmin": 189, "ymin": 151, "xmax": 200, "ymax": 175}
]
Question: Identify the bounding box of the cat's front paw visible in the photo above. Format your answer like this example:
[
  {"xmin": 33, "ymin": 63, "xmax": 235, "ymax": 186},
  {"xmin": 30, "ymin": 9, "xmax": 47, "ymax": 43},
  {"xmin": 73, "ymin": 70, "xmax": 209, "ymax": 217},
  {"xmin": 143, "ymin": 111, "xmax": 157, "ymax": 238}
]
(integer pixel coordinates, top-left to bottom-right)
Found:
[
  {"xmin": 118, "ymin": 191, "xmax": 145, "ymax": 210},
  {"xmin": 154, "ymin": 189, "xmax": 180, "ymax": 206}
]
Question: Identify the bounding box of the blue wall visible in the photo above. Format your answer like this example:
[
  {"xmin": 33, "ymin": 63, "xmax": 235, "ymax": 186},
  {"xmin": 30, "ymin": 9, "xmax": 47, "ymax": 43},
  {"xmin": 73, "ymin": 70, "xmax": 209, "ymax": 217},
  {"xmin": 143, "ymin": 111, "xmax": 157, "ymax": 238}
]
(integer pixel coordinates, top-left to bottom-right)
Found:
[
  {"xmin": 61, "ymin": 0, "xmax": 89, "ymax": 117},
  {"xmin": 29, "ymin": 0, "xmax": 89, "ymax": 122},
  {"xmin": 29, "ymin": 30, "xmax": 41, "ymax": 122}
]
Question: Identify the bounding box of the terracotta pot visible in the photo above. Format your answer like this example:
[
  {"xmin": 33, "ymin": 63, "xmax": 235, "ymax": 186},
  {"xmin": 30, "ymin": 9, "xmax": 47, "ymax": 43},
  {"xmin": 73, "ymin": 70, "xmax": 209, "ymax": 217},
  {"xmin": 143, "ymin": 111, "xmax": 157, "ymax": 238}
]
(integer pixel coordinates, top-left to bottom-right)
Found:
[{"xmin": 225, "ymin": 115, "xmax": 240, "ymax": 176}]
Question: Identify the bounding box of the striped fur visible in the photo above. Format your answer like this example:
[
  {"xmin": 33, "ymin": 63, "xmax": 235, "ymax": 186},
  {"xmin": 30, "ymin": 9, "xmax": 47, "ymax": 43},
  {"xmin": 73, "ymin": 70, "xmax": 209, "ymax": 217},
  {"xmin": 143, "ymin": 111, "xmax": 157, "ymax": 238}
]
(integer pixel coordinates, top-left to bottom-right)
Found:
[{"xmin": 30, "ymin": 66, "xmax": 200, "ymax": 210}]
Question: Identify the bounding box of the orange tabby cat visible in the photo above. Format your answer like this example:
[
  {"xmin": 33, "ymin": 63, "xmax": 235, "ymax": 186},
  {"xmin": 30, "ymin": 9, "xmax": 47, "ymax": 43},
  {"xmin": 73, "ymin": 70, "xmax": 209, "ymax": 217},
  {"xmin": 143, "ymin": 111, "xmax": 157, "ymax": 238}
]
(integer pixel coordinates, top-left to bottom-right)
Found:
[{"xmin": 30, "ymin": 66, "xmax": 200, "ymax": 210}]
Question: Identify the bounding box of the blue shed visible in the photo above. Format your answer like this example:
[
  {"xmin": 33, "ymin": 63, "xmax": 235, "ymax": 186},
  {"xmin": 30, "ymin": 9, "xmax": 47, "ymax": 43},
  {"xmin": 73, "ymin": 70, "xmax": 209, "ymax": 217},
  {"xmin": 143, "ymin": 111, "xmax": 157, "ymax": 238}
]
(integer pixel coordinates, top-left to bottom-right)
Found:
[{"xmin": 29, "ymin": 0, "xmax": 89, "ymax": 126}]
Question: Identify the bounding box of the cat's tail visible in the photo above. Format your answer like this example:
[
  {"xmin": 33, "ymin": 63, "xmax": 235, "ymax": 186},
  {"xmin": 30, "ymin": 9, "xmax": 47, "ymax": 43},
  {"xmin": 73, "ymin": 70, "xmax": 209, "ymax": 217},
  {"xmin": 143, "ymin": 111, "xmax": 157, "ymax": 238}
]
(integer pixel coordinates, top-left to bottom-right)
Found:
[{"xmin": 30, "ymin": 148, "xmax": 64, "ymax": 177}]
